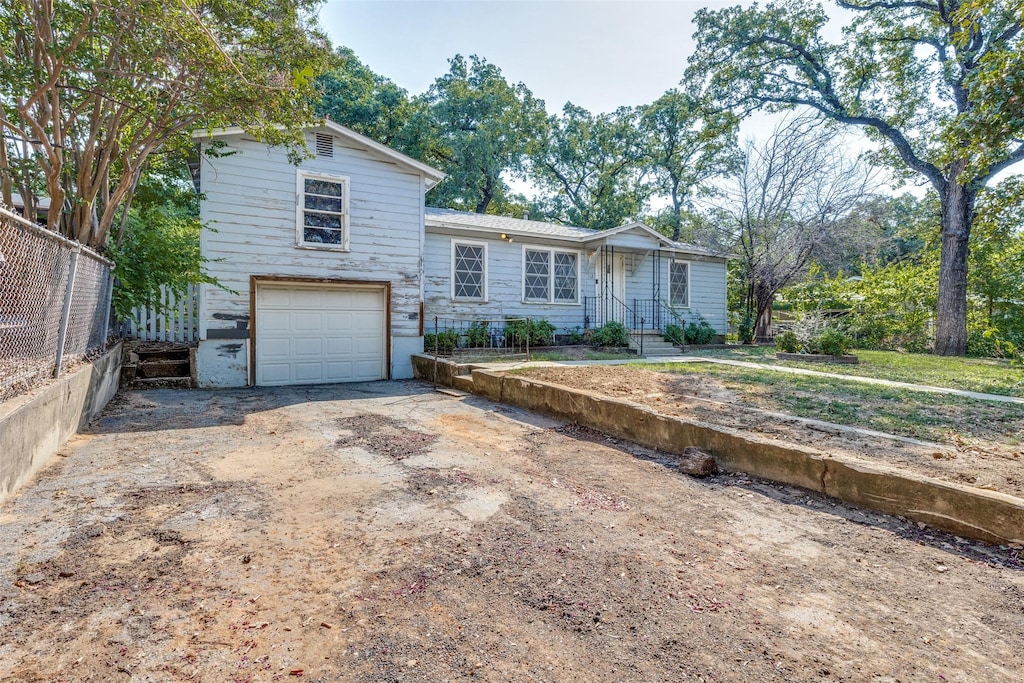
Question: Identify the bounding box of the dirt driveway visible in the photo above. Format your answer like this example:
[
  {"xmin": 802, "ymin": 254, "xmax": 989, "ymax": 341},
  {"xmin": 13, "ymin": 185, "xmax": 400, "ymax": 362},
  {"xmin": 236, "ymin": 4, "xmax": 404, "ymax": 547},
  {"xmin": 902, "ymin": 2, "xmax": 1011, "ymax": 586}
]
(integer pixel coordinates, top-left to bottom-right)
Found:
[{"xmin": 0, "ymin": 380, "xmax": 1022, "ymax": 682}]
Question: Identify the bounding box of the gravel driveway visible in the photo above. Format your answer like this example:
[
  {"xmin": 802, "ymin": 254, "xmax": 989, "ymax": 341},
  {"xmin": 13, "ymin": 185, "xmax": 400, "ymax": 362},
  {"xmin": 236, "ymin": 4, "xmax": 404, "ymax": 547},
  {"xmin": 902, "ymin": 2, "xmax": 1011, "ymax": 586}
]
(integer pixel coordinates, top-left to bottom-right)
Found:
[{"xmin": 0, "ymin": 380, "xmax": 1021, "ymax": 682}]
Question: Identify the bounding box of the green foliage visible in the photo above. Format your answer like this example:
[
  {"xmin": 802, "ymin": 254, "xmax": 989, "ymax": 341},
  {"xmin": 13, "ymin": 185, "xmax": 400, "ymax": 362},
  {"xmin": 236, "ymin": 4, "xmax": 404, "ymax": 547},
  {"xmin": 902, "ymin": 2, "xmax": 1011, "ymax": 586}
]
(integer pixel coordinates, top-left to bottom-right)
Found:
[
  {"xmin": 687, "ymin": 0, "xmax": 1024, "ymax": 355},
  {"xmin": 639, "ymin": 88, "xmax": 739, "ymax": 240},
  {"xmin": 315, "ymin": 47, "xmax": 424, "ymax": 150},
  {"xmin": 588, "ymin": 321, "xmax": 631, "ymax": 347},
  {"xmin": 1, "ymin": 0, "xmax": 333, "ymax": 248},
  {"xmin": 566, "ymin": 327, "xmax": 584, "ymax": 345},
  {"xmin": 531, "ymin": 104, "xmax": 648, "ymax": 229},
  {"xmin": 775, "ymin": 331, "xmax": 801, "ymax": 353},
  {"xmin": 967, "ymin": 326, "xmax": 1019, "ymax": 360},
  {"xmin": 423, "ymin": 55, "xmax": 548, "ymax": 214},
  {"xmin": 664, "ymin": 323, "xmax": 685, "ymax": 345},
  {"xmin": 809, "ymin": 330, "xmax": 853, "ymax": 357},
  {"xmin": 505, "ymin": 318, "xmax": 556, "ymax": 347},
  {"xmin": 110, "ymin": 156, "xmax": 221, "ymax": 321},
  {"xmin": 424, "ymin": 329, "xmax": 458, "ymax": 355},
  {"xmin": 685, "ymin": 316, "xmax": 716, "ymax": 345},
  {"xmin": 738, "ymin": 312, "xmax": 755, "ymax": 344},
  {"xmin": 465, "ymin": 321, "xmax": 490, "ymax": 348}
]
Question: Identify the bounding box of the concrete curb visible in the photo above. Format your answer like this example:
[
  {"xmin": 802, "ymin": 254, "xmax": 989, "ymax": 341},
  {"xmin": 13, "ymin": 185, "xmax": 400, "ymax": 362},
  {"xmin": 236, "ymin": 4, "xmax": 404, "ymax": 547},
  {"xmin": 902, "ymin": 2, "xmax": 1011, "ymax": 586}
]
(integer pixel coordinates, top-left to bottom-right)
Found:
[
  {"xmin": 0, "ymin": 342, "xmax": 122, "ymax": 505},
  {"xmin": 411, "ymin": 354, "xmax": 1024, "ymax": 546}
]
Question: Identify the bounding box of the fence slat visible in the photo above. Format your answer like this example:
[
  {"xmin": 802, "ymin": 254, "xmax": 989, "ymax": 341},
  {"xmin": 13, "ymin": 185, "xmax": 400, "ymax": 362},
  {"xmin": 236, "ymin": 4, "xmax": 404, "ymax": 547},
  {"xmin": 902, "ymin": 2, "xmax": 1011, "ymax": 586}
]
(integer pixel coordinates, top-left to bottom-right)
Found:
[{"xmin": 121, "ymin": 285, "xmax": 200, "ymax": 343}]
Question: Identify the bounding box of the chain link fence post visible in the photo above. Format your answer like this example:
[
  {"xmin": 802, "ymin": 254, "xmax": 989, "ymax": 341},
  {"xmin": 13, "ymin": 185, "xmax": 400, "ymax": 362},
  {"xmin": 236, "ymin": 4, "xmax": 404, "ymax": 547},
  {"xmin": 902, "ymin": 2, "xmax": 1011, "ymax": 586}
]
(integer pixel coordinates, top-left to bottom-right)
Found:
[{"xmin": 53, "ymin": 246, "xmax": 80, "ymax": 378}]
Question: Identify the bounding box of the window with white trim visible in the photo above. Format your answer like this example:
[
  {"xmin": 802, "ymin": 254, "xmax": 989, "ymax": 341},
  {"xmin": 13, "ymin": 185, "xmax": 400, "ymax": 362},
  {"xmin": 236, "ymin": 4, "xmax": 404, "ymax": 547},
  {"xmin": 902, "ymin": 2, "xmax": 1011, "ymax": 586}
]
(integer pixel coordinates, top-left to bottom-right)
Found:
[
  {"xmin": 297, "ymin": 171, "xmax": 349, "ymax": 248},
  {"xmin": 670, "ymin": 261, "xmax": 690, "ymax": 307},
  {"xmin": 451, "ymin": 240, "xmax": 487, "ymax": 301},
  {"xmin": 523, "ymin": 248, "xmax": 579, "ymax": 303}
]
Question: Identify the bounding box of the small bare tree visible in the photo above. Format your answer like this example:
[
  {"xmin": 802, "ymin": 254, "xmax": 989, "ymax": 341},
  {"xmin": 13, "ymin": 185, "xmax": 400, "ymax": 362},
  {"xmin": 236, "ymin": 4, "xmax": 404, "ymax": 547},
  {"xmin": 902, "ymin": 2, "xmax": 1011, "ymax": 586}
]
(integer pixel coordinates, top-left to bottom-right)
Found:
[{"xmin": 713, "ymin": 114, "xmax": 877, "ymax": 340}]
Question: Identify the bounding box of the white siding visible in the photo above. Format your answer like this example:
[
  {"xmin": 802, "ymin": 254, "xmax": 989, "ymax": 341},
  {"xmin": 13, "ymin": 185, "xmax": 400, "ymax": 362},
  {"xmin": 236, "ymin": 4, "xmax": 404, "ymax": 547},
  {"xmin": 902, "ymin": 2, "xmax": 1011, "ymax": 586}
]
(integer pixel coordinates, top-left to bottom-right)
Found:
[
  {"xmin": 425, "ymin": 228, "xmax": 728, "ymax": 335},
  {"xmin": 198, "ymin": 132, "xmax": 427, "ymax": 386},
  {"xmin": 424, "ymin": 232, "xmax": 593, "ymax": 334}
]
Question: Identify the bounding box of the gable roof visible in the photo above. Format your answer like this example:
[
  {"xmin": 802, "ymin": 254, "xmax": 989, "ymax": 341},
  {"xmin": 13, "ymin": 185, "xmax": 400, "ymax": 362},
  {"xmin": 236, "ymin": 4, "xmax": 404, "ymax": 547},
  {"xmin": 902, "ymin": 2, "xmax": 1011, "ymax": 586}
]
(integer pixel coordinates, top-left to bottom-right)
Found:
[
  {"xmin": 425, "ymin": 207, "xmax": 725, "ymax": 259},
  {"xmin": 193, "ymin": 119, "xmax": 446, "ymax": 188}
]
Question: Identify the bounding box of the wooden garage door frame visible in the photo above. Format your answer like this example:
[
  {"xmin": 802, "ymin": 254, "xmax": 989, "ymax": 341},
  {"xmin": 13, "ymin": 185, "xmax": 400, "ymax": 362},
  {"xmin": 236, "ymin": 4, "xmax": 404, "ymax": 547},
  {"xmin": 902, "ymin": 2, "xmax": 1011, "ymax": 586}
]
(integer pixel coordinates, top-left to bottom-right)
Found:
[{"xmin": 249, "ymin": 276, "xmax": 392, "ymax": 386}]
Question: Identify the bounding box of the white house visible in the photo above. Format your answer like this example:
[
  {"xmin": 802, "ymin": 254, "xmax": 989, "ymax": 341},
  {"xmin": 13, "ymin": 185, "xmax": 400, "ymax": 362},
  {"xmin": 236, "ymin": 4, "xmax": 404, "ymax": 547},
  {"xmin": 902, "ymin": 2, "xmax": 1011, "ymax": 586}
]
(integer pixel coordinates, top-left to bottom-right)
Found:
[
  {"xmin": 424, "ymin": 208, "xmax": 728, "ymax": 339},
  {"xmin": 194, "ymin": 122, "xmax": 728, "ymax": 388},
  {"xmin": 194, "ymin": 121, "xmax": 444, "ymax": 387}
]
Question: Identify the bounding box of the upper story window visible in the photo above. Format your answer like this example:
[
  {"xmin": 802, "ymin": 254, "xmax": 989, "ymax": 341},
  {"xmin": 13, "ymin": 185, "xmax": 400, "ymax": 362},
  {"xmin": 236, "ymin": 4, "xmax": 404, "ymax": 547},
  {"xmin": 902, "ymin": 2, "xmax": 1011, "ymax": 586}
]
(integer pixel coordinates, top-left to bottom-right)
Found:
[
  {"xmin": 452, "ymin": 240, "xmax": 487, "ymax": 301},
  {"xmin": 523, "ymin": 247, "xmax": 579, "ymax": 303},
  {"xmin": 670, "ymin": 261, "xmax": 690, "ymax": 307},
  {"xmin": 297, "ymin": 171, "xmax": 349, "ymax": 249}
]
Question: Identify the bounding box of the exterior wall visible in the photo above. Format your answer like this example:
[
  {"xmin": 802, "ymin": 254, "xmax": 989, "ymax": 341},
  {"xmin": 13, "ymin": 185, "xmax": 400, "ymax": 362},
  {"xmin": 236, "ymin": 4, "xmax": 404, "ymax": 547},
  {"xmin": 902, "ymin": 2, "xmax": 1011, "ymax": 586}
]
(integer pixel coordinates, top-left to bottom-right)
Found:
[
  {"xmin": 424, "ymin": 230, "xmax": 594, "ymax": 334},
  {"xmin": 197, "ymin": 131, "xmax": 426, "ymax": 386},
  {"xmin": 425, "ymin": 228, "xmax": 729, "ymax": 335}
]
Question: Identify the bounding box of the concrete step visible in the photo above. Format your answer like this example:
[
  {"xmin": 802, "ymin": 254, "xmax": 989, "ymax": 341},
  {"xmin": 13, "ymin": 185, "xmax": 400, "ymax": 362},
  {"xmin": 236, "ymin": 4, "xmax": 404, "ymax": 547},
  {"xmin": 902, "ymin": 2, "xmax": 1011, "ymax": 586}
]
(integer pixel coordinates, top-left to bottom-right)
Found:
[
  {"xmin": 132, "ymin": 377, "xmax": 193, "ymax": 389},
  {"xmin": 137, "ymin": 359, "xmax": 190, "ymax": 379}
]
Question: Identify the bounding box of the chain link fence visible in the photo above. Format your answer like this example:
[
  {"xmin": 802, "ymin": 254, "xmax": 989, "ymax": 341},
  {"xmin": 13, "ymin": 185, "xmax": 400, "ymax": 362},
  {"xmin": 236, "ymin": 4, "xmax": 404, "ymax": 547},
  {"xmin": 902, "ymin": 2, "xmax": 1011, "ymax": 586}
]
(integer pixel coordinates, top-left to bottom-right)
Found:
[{"xmin": 0, "ymin": 206, "xmax": 114, "ymax": 401}]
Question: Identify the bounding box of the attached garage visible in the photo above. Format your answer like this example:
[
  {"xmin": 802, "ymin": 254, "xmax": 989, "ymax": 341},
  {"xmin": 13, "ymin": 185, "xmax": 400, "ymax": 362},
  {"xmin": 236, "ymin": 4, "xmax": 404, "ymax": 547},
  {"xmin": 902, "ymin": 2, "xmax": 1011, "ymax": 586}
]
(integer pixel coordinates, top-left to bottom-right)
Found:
[{"xmin": 254, "ymin": 281, "xmax": 388, "ymax": 386}]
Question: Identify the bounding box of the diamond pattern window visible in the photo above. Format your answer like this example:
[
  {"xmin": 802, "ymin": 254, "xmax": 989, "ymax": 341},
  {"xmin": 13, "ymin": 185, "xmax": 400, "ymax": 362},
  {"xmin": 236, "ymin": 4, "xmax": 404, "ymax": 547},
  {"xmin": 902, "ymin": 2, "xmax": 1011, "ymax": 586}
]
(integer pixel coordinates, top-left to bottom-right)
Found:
[
  {"xmin": 553, "ymin": 252, "xmax": 578, "ymax": 302},
  {"xmin": 298, "ymin": 172, "xmax": 348, "ymax": 248},
  {"xmin": 523, "ymin": 248, "xmax": 578, "ymax": 303},
  {"xmin": 670, "ymin": 262, "xmax": 689, "ymax": 307},
  {"xmin": 524, "ymin": 249, "xmax": 550, "ymax": 301},
  {"xmin": 453, "ymin": 242, "xmax": 485, "ymax": 300}
]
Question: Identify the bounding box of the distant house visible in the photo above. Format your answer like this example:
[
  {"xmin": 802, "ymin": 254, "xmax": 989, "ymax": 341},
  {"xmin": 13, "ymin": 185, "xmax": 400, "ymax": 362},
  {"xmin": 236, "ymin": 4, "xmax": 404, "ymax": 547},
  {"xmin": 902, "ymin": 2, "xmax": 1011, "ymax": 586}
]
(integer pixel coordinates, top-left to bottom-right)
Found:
[
  {"xmin": 193, "ymin": 121, "xmax": 727, "ymax": 388},
  {"xmin": 423, "ymin": 208, "xmax": 727, "ymax": 338}
]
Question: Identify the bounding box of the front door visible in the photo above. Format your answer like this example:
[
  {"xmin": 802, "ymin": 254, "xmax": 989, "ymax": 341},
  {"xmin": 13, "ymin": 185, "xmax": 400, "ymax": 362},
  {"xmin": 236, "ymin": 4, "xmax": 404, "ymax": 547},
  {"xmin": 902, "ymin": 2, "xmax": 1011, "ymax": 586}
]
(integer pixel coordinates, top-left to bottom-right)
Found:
[{"xmin": 595, "ymin": 253, "xmax": 627, "ymax": 324}]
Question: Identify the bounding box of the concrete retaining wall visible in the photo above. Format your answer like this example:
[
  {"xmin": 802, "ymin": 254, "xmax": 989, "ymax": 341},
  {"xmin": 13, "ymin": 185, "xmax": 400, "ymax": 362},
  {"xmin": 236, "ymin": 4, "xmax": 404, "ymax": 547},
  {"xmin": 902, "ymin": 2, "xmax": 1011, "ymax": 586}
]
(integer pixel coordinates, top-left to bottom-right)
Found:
[
  {"xmin": 410, "ymin": 355, "xmax": 1024, "ymax": 546},
  {"xmin": 0, "ymin": 343, "xmax": 122, "ymax": 504}
]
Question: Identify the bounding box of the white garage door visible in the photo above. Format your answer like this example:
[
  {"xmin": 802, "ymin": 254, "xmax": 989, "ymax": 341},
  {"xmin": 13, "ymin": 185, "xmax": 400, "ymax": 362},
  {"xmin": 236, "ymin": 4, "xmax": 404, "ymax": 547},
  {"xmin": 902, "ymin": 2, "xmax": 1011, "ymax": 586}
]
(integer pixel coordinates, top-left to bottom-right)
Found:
[{"xmin": 255, "ymin": 283, "xmax": 387, "ymax": 386}]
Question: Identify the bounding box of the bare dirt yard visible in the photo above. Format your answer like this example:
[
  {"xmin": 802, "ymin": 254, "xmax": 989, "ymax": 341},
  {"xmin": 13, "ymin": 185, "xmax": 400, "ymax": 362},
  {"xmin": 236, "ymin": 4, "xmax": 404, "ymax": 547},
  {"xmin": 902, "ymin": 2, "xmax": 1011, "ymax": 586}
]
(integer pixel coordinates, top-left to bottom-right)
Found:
[
  {"xmin": 0, "ymin": 380, "xmax": 1022, "ymax": 682},
  {"xmin": 520, "ymin": 365, "xmax": 1024, "ymax": 500}
]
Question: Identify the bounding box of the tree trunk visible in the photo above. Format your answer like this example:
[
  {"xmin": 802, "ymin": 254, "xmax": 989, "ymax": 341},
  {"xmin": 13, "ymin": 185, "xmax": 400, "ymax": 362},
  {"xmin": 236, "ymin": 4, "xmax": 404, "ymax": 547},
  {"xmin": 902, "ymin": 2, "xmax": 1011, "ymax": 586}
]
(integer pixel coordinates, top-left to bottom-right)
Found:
[
  {"xmin": 934, "ymin": 180, "xmax": 974, "ymax": 356},
  {"xmin": 753, "ymin": 281, "xmax": 774, "ymax": 342}
]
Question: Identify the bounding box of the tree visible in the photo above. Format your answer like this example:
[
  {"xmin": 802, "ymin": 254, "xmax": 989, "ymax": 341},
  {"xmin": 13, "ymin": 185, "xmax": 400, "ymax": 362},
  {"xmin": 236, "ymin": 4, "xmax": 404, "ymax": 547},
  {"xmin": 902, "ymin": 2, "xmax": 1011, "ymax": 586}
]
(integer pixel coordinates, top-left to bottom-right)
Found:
[
  {"xmin": 639, "ymin": 89, "xmax": 739, "ymax": 241},
  {"xmin": 688, "ymin": 0, "xmax": 1024, "ymax": 355},
  {"xmin": 531, "ymin": 104, "xmax": 648, "ymax": 229},
  {"xmin": 0, "ymin": 0, "xmax": 332, "ymax": 250},
  {"xmin": 714, "ymin": 114, "xmax": 875, "ymax": 340},
  {"xmin": 423, "ymin": 55, "xmax": 548, "ymax": 214},
  {"xmin": 315, "ymin": 47, "xmax": 424, "ymax": 151}
]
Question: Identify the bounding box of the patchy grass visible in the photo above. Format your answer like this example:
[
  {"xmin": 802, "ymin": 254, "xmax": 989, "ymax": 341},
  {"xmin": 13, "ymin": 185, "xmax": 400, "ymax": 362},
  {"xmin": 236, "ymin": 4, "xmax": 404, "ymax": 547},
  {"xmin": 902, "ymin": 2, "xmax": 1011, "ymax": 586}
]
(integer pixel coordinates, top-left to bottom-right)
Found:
[
  {"xmin": 636, "ymin": 361, "xmax": 1024, "ymax": 445},
  {"xmin": 686, "ymin": 346, "xmax": 1024, "ymax": 398}
]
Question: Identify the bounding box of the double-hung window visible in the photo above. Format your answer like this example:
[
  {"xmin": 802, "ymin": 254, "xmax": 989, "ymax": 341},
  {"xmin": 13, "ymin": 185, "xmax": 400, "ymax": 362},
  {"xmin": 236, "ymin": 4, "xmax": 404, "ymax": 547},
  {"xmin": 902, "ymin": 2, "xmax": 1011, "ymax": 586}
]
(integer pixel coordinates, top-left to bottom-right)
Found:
[
  {"xmin": 523, "ymin": 248, "xmax": 579, "ymax": 303},
  {"xmin": 451, "ymin": 240, "xmax": 487, "ymax": 301},
  {"xmin": 670, "ymin": 261, "xmax": 690, "ymax": 308},
  {"xmin": 297, "ymin": 171, "xmax": 349, "ymax": 249}
]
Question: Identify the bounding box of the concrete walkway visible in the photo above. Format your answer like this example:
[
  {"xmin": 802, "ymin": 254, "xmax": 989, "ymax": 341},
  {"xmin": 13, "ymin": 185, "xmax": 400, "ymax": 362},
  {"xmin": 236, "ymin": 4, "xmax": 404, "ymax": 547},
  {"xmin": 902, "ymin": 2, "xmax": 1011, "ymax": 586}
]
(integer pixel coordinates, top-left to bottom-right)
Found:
[{"xmin": 470, "ymin": 355, "xmax": 1024, "ymax": 406}]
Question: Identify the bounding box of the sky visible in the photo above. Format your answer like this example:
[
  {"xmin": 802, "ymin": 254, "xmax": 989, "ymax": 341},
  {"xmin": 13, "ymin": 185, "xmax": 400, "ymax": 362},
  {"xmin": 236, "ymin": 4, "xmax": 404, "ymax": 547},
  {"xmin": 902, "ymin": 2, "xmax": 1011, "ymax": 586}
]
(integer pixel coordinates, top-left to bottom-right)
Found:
[
  {"xmin": 317, "ymin": 0, "xmax": 892, "ymax": 197},
  {"xmin": 320, "ymin": 0, "xmax": 737, "ymax": 116}
]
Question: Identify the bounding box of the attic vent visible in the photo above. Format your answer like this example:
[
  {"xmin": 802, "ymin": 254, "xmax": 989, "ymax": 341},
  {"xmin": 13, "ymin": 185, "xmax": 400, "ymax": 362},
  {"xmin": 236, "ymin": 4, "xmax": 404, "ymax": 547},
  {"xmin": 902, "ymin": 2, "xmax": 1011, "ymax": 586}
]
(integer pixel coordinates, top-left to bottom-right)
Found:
[{"xmin": 315, "ymin": 133, "xmax": 333, "ymax": 158}]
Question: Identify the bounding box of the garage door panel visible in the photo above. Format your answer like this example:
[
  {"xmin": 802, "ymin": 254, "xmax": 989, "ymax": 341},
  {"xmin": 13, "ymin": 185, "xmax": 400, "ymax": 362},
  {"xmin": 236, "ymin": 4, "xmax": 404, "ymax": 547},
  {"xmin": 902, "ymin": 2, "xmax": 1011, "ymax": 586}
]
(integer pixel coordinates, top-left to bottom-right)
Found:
[
  {"xmin": 293, "ymin": 337, "xmax": 323, "ymax": 356},
  {"xmin": 256, "ymin": 284, "xmax": 386, "ymax": 386},
  {"xmin": 325, "ymin": 337, "xmax": 353, "ymax": 355}
]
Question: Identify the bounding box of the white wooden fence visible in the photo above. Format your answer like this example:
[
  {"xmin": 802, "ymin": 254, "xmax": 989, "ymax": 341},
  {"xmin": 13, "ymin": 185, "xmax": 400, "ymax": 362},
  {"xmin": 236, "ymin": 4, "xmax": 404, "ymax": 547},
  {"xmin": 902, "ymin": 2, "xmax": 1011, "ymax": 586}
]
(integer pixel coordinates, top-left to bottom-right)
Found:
[{"xmin": 124, "ymin": 284, "xmax": 199, "ymax": 342}]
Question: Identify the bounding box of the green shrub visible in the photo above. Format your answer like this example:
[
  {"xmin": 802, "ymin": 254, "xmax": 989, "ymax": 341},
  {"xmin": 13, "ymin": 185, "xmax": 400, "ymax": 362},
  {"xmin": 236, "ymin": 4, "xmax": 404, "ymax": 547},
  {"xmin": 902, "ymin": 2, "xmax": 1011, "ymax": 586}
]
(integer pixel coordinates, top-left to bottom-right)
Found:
[
  {"xmin": 664, "ymin": 323, "xmax": 685, "ymax": 345},
  {"xmin": 968, "ymin": 326, "xmax": 1019, "ymax": 360},
  {"xmin": 505, "ymin": 318, "xmax": 556, "ymax": 346},
  {"xmin": 810, "ymin": 329, "xmax": 853, "ymax": 356},
  {"xmin": 566, "ymin": 327, "xmax": 584, "ymax": 345},
  {"xmin": 424, "ymin": 329, "xmax": 458, "ymax": 355},
  {"xmin": 465, "ymin": 321, "xmax": 490, "ymax": 348},
  {"xmin": 589, "ymin": 321, "xmax": 630, "ymax": 347},
  {"xmin": 738, "ymin": 312, "xmax": 755, "ymax": 344},
  {"xmin": 775, "ymin": 330, "xmax": 801, "ymax": 353},
  {"xmin": 684, "ymin": 316, "xmax": 716, "ymax": 345}
]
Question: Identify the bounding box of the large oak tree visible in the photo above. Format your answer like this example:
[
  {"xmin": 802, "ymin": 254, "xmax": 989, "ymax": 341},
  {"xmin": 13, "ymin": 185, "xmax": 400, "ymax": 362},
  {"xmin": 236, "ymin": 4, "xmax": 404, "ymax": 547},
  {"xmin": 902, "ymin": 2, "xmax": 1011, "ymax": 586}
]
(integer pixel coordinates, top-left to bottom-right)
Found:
[{"xmin": 688, "ymin": 0, "xmax": 1024, "ymax": 355}]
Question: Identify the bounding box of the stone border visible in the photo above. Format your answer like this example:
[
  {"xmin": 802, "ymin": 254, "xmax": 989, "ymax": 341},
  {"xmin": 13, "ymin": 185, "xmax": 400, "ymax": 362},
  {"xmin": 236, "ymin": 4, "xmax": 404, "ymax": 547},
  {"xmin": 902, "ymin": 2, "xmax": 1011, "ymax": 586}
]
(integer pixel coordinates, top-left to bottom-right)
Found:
[
  {"xmin": 411, "ymin": 354, "xmax": 1024, "ymax": 546},
  {"xmin": 777, "ymin": 352, "xmax": 859, "ymax": 364},
  {"xmin": 0, "ymin": 342, "xmax": 122, "ymax": 505}
]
